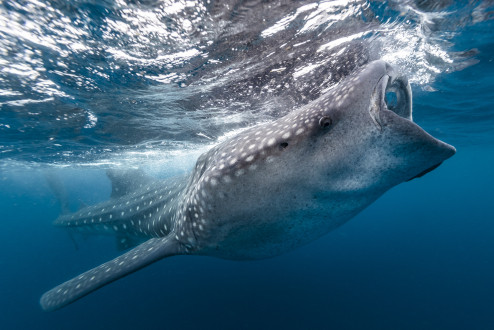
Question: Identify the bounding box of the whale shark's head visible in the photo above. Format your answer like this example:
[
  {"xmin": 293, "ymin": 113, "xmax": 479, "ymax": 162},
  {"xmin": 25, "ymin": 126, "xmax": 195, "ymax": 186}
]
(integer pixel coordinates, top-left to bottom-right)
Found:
[
  {"xmin": 302, "ymin": 60, "xmax": 456, "ymax": 191},
  {"xmin": 197, "ymin": 60, "xmax": 454, "ymax": 194},
  {"xmin": 189, "ymin": 60, "xmax": 455, "ymax": 257},
  {"xmin": 192, "ymin": 60, "xmax": 455, "ymax": 233}
]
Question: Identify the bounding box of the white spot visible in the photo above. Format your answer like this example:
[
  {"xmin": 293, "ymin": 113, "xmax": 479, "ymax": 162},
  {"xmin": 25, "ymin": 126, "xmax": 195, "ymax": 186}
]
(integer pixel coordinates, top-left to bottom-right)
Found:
[
  {"xmin": 267, "ymin": 138, "xmax": 276, "ymax": 146},
  {"xmin": 296, "ymin": 128, "xmax": 304, "ymax": 135}
]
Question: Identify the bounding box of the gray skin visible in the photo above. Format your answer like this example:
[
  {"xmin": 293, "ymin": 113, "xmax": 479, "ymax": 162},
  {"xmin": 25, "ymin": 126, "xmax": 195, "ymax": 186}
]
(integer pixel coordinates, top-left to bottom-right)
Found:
[{"xmin": 40, "ymin": 60, "xmax": 455, "ymax": 312}]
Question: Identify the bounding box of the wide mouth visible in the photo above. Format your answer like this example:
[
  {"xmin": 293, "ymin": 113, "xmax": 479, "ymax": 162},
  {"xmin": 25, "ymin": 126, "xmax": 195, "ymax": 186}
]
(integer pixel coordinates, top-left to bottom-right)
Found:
[
  {"xmin": 366, "ymin": 62, "xmax": 456, "ymax": 179},
  {"xmin": 369, "ymin": 70, "xmax": 413, "ymax": 129}
]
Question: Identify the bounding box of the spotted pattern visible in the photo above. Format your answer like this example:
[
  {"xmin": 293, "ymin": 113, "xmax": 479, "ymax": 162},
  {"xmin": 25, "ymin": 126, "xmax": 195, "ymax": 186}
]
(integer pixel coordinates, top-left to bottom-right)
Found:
[
  {"xmin": 41, "ymin": 71, "xmax": 351, "ymax": 311},
  {"xmin": 40, "ymin": 237, "xmax": 180, "ymax": 311},
  {"xmin": 41, "ymin": 60, "xmax": 420, "ymax": 312}
]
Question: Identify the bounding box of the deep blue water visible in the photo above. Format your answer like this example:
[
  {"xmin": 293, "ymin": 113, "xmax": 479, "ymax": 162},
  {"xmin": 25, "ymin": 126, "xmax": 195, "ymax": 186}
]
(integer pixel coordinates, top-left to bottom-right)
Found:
[{"xmin": 1, "ymin": 1, "xmax": 494, "ymax": 329}]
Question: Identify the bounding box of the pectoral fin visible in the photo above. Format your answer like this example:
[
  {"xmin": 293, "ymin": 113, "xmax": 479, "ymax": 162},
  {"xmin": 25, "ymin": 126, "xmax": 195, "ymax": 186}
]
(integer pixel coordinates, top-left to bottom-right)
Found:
[{"xmin": 40, "ymin": 236, "xmax": 180, "ymax": 311}]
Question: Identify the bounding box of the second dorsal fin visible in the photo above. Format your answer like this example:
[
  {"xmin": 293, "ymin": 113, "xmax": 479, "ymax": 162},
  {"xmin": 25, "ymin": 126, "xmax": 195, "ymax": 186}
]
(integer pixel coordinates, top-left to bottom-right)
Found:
[{"xmin": 106, "ymin": 168, "xmax": 153, "ymax": 198}]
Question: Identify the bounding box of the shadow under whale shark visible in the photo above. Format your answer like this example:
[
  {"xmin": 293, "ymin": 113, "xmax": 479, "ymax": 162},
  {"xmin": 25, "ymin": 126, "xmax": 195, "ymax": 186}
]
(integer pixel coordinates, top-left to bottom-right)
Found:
[{"xmin": 40, "ymin": 60, "xmax": 455, "ymax": 312}]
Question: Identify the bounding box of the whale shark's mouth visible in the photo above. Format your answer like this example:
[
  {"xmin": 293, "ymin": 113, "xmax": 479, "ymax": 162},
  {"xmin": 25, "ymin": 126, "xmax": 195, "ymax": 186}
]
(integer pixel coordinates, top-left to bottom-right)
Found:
[
  {"xmin": 367, "ymin": 62, "xmax": 456, "ymax": 182},
  {"xmin": 370, "ymin": 70, "xmax": 413, "ymax": 128},
  {"xmin": 384, "ymin": 75, "xmax": 412, "ymax": 120}
]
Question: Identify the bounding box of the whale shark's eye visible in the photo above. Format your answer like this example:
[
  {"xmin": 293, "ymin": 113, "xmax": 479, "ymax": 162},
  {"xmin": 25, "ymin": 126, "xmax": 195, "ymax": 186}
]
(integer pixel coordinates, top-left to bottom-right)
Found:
[
  {"xmin": 319, "ymin": 116, "xmax": 332, "ymax": 128},
  {"xmin": 279, "ymin": 142, "xmax": 288, "ymax": 150}
]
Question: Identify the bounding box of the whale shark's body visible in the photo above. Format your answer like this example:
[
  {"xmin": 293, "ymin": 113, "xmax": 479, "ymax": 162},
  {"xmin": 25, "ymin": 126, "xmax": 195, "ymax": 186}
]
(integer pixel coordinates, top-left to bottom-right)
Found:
[{"xmin": 40, "ymin": 61, "xmax": 455, "ymax": 311}]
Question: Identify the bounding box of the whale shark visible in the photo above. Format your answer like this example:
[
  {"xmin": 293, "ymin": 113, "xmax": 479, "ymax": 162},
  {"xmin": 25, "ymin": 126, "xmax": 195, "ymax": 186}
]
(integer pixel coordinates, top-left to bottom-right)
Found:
[{"xmin": 40, "ymin": 60, "xmax": 456, "ymax": 311}]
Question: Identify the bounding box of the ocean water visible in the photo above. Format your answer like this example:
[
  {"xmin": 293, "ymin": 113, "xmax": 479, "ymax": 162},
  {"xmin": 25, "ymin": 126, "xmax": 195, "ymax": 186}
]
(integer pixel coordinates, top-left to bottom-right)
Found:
[{"xmin": 1, "ymin": 0, "xmax": 494, "ymax": 329}]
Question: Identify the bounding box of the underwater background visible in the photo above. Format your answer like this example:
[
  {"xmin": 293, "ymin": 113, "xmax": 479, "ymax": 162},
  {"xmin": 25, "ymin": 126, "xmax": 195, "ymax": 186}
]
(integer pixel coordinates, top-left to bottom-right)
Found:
[{"xmin": 1, "ymin": 0, "xmax": 493, "ymax": 329}]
